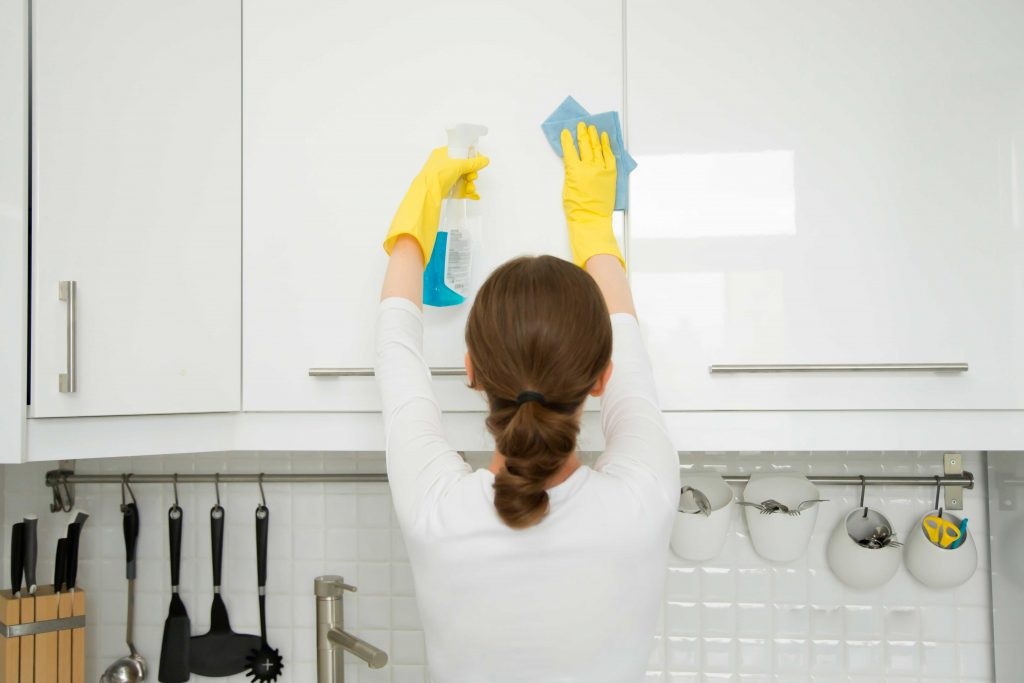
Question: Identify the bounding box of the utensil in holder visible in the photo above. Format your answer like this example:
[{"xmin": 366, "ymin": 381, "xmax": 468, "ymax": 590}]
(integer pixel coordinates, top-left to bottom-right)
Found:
[
  {"xmin": 827, "ymin": 507, "xmax": 902, "ymax": 589},
  {"xmin": 670, "ymin": 473, "xmax": 734, "ymax": 562},
  {"xmin": 0, "ymin": 587, "xmax": 86, "ymax": 683},
  {"xmin": 742, "ymin": 474, "xmax": 821, "ymax": 563},
  {"xmin": 905, "ymin": 510, "xmax": 978, "ymax": 589}
]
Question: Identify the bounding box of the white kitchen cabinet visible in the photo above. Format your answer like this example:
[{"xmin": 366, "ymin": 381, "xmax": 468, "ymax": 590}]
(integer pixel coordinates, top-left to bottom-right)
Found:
[
  {"xmin": 243, "ymin": 0, "xmax": 623, "ymax": 411},
  {"xmin": 627, "ymin": 0, "xmax": 1024, "ymax": 410},
  {"xmin": 30, "ymin": 0, "xmax": 241, "ymax": 418}
]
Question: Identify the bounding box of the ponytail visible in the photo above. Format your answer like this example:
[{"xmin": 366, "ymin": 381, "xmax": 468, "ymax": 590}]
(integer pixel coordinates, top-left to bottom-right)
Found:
[
  {"xmin": 490, "ymin": 399, "xmax": 580, "ymax": 529},
  {"xmin": 465, "ymin": 255, "xmax": 613, "ymax": 530}
]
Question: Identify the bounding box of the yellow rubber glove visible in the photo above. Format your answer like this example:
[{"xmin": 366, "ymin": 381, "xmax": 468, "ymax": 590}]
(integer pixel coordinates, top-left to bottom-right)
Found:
[
  {"xmin": 560, "ymin": 121, "xmax": 623, "ymax": 269},
  {"xmin": 383, "ymin": 147, "xmax": 490, "ymax": 265}
]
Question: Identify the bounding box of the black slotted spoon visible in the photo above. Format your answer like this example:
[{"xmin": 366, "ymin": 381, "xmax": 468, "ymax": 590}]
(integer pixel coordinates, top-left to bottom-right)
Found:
[{"xmin": 245, "ymin": 503, "xmax": 283, "ymax": 681}]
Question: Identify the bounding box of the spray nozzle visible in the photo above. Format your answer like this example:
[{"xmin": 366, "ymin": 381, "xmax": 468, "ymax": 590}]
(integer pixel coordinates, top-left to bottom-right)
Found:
[{"xmin": 446, "ymin": 123, "xmax": 488, "ymax": 159}]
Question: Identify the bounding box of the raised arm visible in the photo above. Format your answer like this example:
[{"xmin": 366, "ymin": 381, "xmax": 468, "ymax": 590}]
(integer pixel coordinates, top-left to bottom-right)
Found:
[
  {"xmin": 561, "ymin": 122, "xmax": 679, "ymax": 505},
  {"xmin": 375, "ymin": 146, "xmax": 489, "ymax": 527},
  {"xmin": 559, "ymin": 122, "xmax": 635, "ymax": 316}
]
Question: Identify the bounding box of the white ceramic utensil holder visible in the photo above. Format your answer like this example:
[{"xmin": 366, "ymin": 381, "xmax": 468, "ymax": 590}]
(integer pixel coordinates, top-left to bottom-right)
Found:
[
  {"xmin": 670, "ymin": 473, "xmax": 734, "ymax": 562},
  {"xmin": 743, "ymin": 474, "xmax": 821, "ymax": 563},
  {"xmin": 905, "ymin": 509, "xmax": 978, "ymax": 589},
  {"xmin": 826, "ymin": 507, "xmax": 901, "ymax": 589}
]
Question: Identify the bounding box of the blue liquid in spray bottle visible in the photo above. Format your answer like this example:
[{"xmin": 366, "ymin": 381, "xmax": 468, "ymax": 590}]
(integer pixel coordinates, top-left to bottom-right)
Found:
[{"xmin": 423, "ymin": 123, "xmax": 487, "ymax": 307}]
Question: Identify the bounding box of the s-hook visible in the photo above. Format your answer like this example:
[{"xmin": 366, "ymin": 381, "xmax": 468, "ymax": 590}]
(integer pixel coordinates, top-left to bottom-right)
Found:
[
  {"xmin": 50, "ymin": 474, "xmax": 74, "ymax": 513},
  {"xmin": 860, "ymin": 475, "xmax": 868, "ymax": 518},
  {"xmin": 934, "ymin": 476, "xmax": 943, "ymax": 517},
  {"xmin": 212, "ymin": 472, "xmax": 223, "ymax": 518},
  {"xmin": 170, "ymin": 473, "xmax": 181, "ymax": 519},
  {"xmin": 257, "ymin": 473, "xmax": 268, "ymax": 520},
  {"xmin": 120, "ymin": 474, "xmax": 137, "ymax": 513}
]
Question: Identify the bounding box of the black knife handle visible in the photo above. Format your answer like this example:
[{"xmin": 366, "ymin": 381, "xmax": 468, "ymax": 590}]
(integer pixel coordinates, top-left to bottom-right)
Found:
[
  {"xmin": 122, "ymin": 503, "xmax": 139, "ymax": 581},
  {"xmin": 23, "ymin": 516, "xmax": 38, "ymax": 593},
  {"xmin": 255, "ymin": 505, "xmax": 269, "ymax": 589},
  {"xmin": 169, "ymin": 506, "xmax": 183, "ymax": 588},
  {"xmin": 210, "ymin": 505, "xmax": 224, "ymax": 588},
  {"xmin": 54, "ymin": 538, "xmax": 67, "ymax": 591},
  {"xmin": 65, "ymin": 523, "xmax": 81, "ymax": 590},
  {"xmin": 10, "ymin": 523, "xmax": 23, "ymax": 595}
]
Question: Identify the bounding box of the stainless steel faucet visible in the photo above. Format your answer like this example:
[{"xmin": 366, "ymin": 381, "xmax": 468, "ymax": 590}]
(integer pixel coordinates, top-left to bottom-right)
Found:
[{"xmin": 315, "ymin": 575, "xmax": 389, "ymax": 683}]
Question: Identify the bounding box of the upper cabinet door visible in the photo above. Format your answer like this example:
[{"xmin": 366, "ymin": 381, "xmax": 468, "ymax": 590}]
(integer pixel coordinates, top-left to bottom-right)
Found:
[
  {"xmin": 31, "ymin": 1, "xmax": 241, "ymax": 418},
  {"xmin": 628, "ymin": 0, "xmax": 1024, "ymax": 410},
  {"xmin": 243, "ymin": 0, "xmax": 623, "ymax": 411}
]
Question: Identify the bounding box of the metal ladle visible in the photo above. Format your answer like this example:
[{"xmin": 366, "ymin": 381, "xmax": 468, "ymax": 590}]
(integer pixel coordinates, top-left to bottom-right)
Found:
[{"xmin": 102, "ymin": 481, "xmax": 147, "ymax": 682}]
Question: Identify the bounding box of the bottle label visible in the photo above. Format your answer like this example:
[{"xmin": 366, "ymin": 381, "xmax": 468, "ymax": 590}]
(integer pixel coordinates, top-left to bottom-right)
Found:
[{"xmin": 444, "ymin": 227, "xmax": 472, "ymax": 295}]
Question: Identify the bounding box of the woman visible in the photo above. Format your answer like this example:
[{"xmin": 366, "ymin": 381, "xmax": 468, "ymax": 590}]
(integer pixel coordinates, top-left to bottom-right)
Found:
[{"xmin": 376, "ymin": 122, "xmax": 679, "ymax": 682}]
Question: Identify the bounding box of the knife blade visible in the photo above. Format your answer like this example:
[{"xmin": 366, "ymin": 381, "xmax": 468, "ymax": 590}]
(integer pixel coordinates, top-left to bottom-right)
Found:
[
  {"xmin": 54, "ymin": 538, "xmax": 67, "ymax": 592},
  {"xmin": 10, "ymin": 523, "xmax": 24, "ymax": 596},
  {"xmin": 65, "ymin": 522, "xmax": 81, "ymax": 590},
  {"xmin": 23, "ymin": 514, "xmax": 38, "ymax": 595}
]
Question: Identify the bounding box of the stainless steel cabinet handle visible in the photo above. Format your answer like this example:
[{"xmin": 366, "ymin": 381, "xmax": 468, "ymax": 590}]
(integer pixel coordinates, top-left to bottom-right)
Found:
[
  {"xmin": 709, "ymin": 363, "xmax": 968, "ymax": 374},
  {"xmin": 308, "ymin": 366, "xmax": 467, "ymax": 377},
  {"xmin": 58, "ymin": 280, "xmax": 77, "ymax": 392}
]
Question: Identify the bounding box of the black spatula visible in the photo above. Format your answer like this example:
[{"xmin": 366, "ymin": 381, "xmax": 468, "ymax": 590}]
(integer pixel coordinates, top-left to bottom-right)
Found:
[
  {"xmin": 189, "ymin": 504, "xmax": 260, "ymax": 677},
  {"xmin": 159, "ymin": 505, "xmax": 191, "ymax": 682}
]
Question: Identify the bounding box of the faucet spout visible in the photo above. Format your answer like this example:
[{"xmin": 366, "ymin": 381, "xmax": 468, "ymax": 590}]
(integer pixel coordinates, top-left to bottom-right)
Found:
[
  {"xmin": 315, "ymin": 575, "xmax": 390, "ymax": 683},
  {"xmin": 327, "ymin": 627, "xmax": 388, "ymax": 669}
]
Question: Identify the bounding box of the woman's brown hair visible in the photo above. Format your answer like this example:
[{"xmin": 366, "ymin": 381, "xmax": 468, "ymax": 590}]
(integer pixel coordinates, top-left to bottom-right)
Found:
[{"xmin": 465, "ymin": 255, "xmax": 612, "ymax": 529}]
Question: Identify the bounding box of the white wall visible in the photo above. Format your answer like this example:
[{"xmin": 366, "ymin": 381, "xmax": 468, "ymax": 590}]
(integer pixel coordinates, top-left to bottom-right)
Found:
[
  {"xmin": 1, "ymin": 451, "xmax": 992, "ymax": 682},
  {"xmin": 0, "ymin": 0, "xmax": 28, "ymax": 463}
]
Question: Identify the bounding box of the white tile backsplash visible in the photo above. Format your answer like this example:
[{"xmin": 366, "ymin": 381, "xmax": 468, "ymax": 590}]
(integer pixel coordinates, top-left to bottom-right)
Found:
[{"xmin": 0, "ymin": 451, "xmax": 993, "ymax": 682}]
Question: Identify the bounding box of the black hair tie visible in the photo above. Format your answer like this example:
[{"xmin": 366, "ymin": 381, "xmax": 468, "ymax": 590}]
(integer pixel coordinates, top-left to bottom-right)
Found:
[{"xmin": 515, "ymin": 391, "xmax": 546, "ymax": 406}]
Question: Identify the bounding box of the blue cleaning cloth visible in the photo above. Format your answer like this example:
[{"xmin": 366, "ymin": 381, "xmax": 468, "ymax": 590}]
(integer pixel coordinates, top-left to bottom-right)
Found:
[{"xmin": 541, "ymin": 96, "xmax": 637, "ymax": 211}]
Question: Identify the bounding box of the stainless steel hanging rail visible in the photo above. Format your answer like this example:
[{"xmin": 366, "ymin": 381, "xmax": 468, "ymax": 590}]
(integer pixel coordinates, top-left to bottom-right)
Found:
[{"xmin": 45, "ymin": 470, "xmax": 973, "ymax": 490}]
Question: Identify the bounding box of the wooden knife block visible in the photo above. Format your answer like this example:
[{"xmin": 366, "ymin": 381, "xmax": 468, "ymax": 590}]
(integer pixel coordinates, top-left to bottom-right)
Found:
[{"xmin": 0, "ymin": 588, "xmax": 85, "ymax": 683}]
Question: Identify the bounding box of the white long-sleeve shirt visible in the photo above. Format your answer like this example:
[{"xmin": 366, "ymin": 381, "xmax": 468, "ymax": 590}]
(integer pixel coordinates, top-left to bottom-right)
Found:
[{"xmin": 375, "ymin": 296, "xmax": 680, "ymax": 683}]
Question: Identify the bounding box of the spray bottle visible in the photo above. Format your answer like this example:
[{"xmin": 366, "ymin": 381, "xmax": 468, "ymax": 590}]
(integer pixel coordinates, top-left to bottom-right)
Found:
[{"xmin": 423, "ymin": 123, "xmax": 488, "ymax": 307}]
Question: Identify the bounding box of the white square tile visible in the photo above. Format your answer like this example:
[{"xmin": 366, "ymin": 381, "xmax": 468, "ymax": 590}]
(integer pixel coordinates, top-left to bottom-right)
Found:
[
  {"xmin": 885, "ymin": 640, "xmax": 919, "ymax": 674},
  {"xmin": 665, "ymin": 636, "xmax": 700, "ymax": 672},
  {"xmin": 701, "ymin": 603, "xmax": 736, "ymax": 636},
  {"xmin": 358, "ymin": 595, "xmax": 391, "ymax": 630},
  {"xmin": 701, "ymin": 638, "xmax": 735, "ymax": 673},
  {"xmin": 809, "ymin": 639, "xmax": 842, "ymax": 673},
  {"xmin": 736, "ymin": 638, "xmax": 771, "ymax": 673},
  {"xmin": 666, "ymin": 602, "xmax": 699, "ymax": 636},
  {"xmin": 736, "ymin": 603, "xmax": 772, "ymax": 638},
  {"xmin": 773, "ymin": 639, "xmax": 809, "ymax": 673},
  {"xmin": 845, "ymin": 640, "xmax": 884, "ymax": 674},
  {"xmin": 392, "ymin": 629, "xmax": 426, "ymax": 665}
]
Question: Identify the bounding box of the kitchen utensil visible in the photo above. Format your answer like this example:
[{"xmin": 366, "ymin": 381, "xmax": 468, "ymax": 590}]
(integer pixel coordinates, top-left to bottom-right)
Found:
[
  {"xmin": 791, "ymin": 499, "xmax": 829, "ymax": 515},
  {"xmin": 23, "ymin": 514, "xmax": 38, "ymax": 594},
  {"xmin": 10, "ymin": 522, "xmax": 24, "ymax": 595},
  {"xmin": 53, "ymin": 538, "xmax": 68, "ymax": 592},
  {"xmin": 922, "ymin": 514, "xmax": 961, "ymax": 548},
  {"xmin": 743, "ymin": 474, "xmax": 821, "ymax": 562},
  {"xmin": 671, "ymin": 473, "xmax": 735, "ymax": 562},
  {"xmin": 827, "ymin": 507, "xmax": 902, "ymax": 589},
  {"xmin": 950, "ymin": 518, "xmax": 969, "ymax": 550},
  {"xmin": 190, "ymin": 505, "xmax": 261, "ymax": 677},
  {"xmin": 678, "ymin": 486, "xmax": 712, "ymax": 516},
  {"xmin": 71, "ymin": 509, "xmax": 89, "ymax": 529},
  {"xmin": 158, "ymin": 505, "xmax": 191, "ymax": 683},
  {"xmin": 759, "ymin": 499, "xmax": 789, "ymax": 515},
  {"xmin": 65, "ymin": 522, "xmax": 81, "ymax": 590},
  {"xmin": 101, "ymin": 501, "xmax": 147, "ymax": 683},
  {"xmin": 245, "ymin": 504, "xmax": 283, "ymax": 681},
  {"xmin": 857, "ymin": 525, "xmax": 903, "ymax": 549},
  {"xmin": 906, "ymin": 509, "xmax": 978, "ymax": 588}
]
